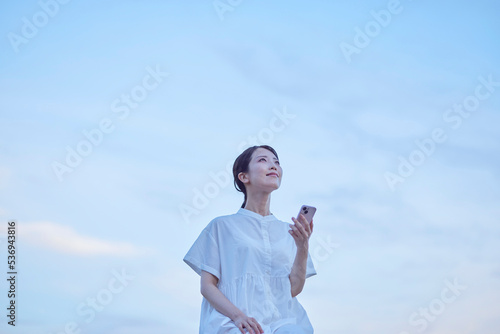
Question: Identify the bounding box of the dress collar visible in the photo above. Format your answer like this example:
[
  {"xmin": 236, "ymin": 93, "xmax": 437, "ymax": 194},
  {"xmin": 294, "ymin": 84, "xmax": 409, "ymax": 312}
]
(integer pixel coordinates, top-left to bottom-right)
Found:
[{"xmin": 237, "ymin": 208, "xmax": 277, "ymax": 221}]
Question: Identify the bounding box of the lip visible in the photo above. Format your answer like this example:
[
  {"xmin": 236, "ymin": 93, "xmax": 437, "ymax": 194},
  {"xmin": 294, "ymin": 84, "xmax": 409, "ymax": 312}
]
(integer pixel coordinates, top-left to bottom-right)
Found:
[{"xmin": 267, "ymin": 173, "xmax": 279, "ymax": 177}]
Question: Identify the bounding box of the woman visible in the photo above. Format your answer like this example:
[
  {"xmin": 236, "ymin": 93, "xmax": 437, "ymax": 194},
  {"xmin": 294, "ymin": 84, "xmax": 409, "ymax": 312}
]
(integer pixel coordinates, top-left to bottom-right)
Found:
[{"xmin": 183, "ymin": 145, "xmax": 316, "ymax": 334}]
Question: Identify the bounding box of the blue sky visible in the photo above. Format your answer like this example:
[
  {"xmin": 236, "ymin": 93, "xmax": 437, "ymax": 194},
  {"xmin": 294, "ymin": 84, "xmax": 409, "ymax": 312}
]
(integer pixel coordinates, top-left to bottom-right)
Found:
[{"xmin": 1, "ymin": 0, "xmax": 499, "ymax": 333}]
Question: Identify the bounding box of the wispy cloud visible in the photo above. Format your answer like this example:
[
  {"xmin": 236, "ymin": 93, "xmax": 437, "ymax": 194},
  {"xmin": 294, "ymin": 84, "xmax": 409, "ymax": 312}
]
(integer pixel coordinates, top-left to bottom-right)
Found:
[{"xmin": 19, "ymin": 221, "xmax": 149, "ymax": 257}]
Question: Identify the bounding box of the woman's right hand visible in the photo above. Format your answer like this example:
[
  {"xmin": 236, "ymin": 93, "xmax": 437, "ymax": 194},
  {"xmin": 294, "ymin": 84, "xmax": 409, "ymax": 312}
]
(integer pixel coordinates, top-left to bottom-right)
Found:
[{"xmin": 233, "ymin": 313, "xmax": 264, "ymax": 334}]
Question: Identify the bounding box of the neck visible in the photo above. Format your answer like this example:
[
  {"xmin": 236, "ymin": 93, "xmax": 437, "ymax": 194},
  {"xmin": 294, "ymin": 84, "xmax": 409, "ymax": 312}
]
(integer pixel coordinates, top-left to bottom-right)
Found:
[{"xmin": 244, "ymin": 191, "xmax": 272, "ymax": 216}]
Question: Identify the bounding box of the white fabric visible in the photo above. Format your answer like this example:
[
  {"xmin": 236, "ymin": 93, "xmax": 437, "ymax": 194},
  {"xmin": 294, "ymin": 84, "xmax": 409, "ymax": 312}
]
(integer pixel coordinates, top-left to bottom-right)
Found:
[{"xmin": 183, "ymin": 208, "xmax": 317, "ymax": 334}]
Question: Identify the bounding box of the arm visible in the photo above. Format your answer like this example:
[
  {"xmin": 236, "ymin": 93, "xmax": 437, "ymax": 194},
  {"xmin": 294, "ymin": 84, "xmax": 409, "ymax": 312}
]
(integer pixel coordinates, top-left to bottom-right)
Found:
[
  {"xmin": 200, "ymin": 270, "xmax": 263, "ymax": 334},
  {"xmin": 288, "ymin": 215, "xmax": 313, "ymax": 297},
  {"xmin": 289, "ymin": 246, "xmax": 309, "ymax": 297}
]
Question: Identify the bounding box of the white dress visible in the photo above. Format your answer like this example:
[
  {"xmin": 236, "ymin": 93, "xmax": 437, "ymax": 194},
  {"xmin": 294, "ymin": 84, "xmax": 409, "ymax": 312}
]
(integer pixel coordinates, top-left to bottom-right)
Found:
[{"xmin": 183, "ymin": 208, "xmax": 317, "ymax": 334}]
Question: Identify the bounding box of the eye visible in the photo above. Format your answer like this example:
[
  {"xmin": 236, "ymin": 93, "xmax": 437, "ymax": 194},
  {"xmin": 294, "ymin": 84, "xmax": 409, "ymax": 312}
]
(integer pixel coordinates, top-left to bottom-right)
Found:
[
  {"xmin": 275, "ymin": 160, "xmax": 280, "ymax": 165},
  {"xmin": 259, "ymin": 158, "xmax": 266, "ymax": 162}
]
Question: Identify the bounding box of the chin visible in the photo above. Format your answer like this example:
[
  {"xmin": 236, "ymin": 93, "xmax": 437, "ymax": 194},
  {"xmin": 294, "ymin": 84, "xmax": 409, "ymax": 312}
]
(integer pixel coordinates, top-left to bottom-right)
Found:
[
  {"xmin": 269, "ymin": 182, "xmax": 281, "ymax": 191},
  {"xmin": 260, "ymin": 184, "xmax": 280, "ymax": 193}
]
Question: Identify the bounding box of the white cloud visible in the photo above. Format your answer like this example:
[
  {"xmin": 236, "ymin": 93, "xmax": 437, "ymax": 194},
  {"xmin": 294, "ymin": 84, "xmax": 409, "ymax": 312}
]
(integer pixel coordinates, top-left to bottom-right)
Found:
[{"xmin": 19, "ymin": 221, "xmax": 148, "ymax": 257}]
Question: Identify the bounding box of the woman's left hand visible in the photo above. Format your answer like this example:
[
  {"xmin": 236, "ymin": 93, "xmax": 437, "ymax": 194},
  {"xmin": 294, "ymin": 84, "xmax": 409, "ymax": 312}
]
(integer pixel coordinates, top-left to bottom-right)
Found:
[{"xmin": 289, "ymin": 214, "xmax": 313, "ymax": 250}]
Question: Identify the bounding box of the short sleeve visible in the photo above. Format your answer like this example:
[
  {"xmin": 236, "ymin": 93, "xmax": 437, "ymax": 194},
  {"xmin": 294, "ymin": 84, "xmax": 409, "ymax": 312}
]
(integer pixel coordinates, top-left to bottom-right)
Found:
[
  {"xmin": 183, "ymin": 222, "xmax": 221, "ymax": 280},
  {"xmin": 305, "ymin": 251, "xmax": 317, "ymax": 279}
]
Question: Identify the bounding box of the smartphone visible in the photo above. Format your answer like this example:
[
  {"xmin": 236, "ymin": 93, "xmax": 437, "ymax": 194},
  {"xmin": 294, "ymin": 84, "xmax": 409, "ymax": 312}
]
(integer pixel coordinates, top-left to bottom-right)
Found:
[{"xmin": 296, "ymin": 205, "xmax": 316, "ymax": 224}]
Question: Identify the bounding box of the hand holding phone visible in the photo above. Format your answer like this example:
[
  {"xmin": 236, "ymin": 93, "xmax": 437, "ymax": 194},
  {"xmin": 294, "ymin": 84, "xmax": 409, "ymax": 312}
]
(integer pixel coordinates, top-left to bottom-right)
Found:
[{"xmin": 290, "ymin": 205, "xmax": 316, "ymax": 243}]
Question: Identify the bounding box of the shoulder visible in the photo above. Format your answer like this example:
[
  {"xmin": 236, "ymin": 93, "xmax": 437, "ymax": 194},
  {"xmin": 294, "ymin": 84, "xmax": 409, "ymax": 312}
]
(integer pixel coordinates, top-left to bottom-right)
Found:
[{"xmin": 203, "ymin": 212, "xmax": 240, "ymax": 232}]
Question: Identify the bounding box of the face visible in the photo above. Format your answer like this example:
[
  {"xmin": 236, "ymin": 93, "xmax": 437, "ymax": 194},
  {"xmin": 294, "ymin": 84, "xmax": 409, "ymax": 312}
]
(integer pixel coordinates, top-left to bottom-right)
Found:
[{"xmin": 238, "ymin": 148, "xmax": 282, "ymax": 192}]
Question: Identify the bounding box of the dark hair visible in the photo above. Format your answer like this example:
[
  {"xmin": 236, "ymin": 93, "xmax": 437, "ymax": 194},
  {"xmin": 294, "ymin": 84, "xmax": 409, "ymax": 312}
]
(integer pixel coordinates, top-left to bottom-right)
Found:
[{"xmin": 233, "ymin": 145, "xmax": 279, "ymax": 208}]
